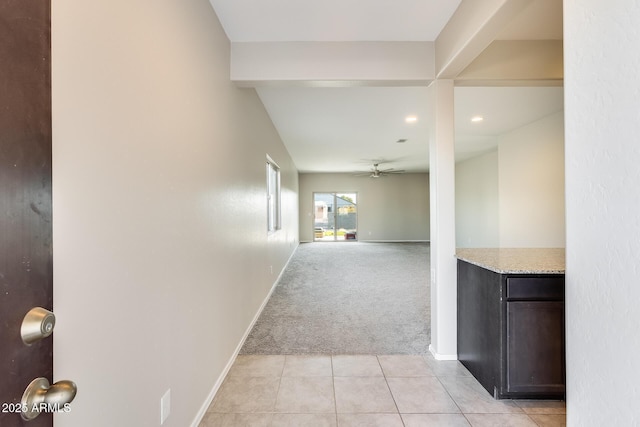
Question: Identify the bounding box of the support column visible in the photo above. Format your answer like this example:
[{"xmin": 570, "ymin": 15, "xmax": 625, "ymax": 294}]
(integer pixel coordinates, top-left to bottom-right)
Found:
[{"xmin": 428, "ymin": 79, "xmax": 457, "ymax": 360}]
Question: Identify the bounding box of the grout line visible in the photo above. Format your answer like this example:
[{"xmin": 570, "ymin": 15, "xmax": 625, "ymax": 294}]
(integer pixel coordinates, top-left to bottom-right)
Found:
[
  {"xmin": 271, "ymin": 356, "xmax": 286, "ymax": 415},
  {"xmin": 376, "ymin": 355, "xmax": 406, "ymax": 427},
  {"xmin": 330, "ymin": 355, "xmax": 338, "ymax": 426},
  {"xmin": 430, "ymin": 364, "xmax": 474, "ymax": 426}
]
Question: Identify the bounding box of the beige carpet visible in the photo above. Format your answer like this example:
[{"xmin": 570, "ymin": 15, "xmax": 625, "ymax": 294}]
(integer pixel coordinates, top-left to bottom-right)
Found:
[{"xmin": 241, "ymin": 242, "xmax": 431, "ymax": 355}]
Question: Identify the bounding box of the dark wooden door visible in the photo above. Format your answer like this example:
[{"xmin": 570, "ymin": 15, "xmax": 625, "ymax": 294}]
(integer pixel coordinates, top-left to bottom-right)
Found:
[{"xmin": 0, "ymin": 1, "xmax": 53, "ymax": 426}]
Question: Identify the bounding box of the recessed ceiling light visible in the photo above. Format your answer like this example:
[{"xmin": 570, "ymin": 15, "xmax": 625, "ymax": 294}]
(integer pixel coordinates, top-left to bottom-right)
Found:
[
  {"xmin": 405, "ymin": 116, "xmax": 418, "ymax": 123},
  {"xmin": 471, "ymin": 116, "xmax": 484, "ymax": 123}
]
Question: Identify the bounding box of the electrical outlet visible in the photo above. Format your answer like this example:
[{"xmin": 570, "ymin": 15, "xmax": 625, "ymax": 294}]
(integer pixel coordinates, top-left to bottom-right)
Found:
[{"xmin": 161, "ymin": 389, "xmax": 170, "ymax": 424}]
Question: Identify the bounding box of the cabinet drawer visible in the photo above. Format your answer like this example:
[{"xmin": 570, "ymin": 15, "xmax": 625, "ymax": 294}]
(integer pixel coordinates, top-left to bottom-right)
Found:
[{"xmin": 506, "ymin": 277, "xmax": 564, "ymax": 301}]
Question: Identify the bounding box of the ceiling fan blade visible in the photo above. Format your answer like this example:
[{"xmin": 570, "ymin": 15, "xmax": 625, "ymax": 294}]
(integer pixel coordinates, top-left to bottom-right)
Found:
[
  {"xmin": 379, "ymin": 168, "xmax": 405, "ymax": 174},
  {"xmin": 353, "ymin": 162, "xmax": 405, "ymax": 177}
]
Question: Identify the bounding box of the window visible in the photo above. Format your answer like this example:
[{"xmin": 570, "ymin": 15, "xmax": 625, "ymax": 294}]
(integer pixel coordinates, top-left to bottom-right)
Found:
[
  {"xmin": 266, "ymin": 156, "xmax": 281, "ymax": 232},
  {"xmin": 313, "ymin": 193, "xmax": 357, "ymax": 241}
]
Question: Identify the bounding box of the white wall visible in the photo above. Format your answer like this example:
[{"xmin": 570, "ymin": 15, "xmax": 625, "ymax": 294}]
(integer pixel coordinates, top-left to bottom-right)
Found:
[
  {"xmin": 298, "ymin": 173, "xmax": 429, "ymax": 242},
  {"xmin": 455, "ymin": 149, "xmax": 499, "ymax": 247},
  {"xmin": 565, "ymin": 1, "xmax": 640, "ymax": 425},
  {"xmin": 455, "ymin": 111, "xmax": 565, "ymax": 248},
  {"xmin": 499, "ymin": 111, "xmax": 565, "ymax": 247},
  {"xmin": 52, "ymin": 1, "xmax": 297, "ymax": 426}
]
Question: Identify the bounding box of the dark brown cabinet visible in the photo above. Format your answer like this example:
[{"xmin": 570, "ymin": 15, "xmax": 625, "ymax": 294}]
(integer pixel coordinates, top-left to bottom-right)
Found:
[{"xmin": 457, "ymin": 260, "xmax": 565, "ymax": 399}]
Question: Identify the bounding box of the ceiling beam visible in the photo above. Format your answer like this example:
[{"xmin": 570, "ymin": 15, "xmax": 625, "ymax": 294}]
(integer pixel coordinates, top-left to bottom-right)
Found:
[
  {"xmin": 435, "ymin": 0, "xmax": 533, "ymax": 79},
  {"xmin": 456, "ymin": 40, "xmax": 563, "ymax": 86},
  {"xmin": 230, "ymin": 41, "xmax": 435, "ymax": 87}
]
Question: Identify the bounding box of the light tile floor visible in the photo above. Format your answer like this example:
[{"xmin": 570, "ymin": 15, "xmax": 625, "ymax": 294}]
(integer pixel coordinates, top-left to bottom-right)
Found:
[{"xmin": 201, "ymin": 354, "xmax": 566, "ymax": 427}]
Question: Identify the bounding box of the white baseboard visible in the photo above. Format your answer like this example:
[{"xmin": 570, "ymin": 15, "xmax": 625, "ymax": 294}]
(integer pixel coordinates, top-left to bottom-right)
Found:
[
  {"xmin": 429, "ymin": 344, "xmax": 458, "ymax": 361},
  {"xmin": 190, "ymin": 244, "xmax": 299, "ymax": 427},
  {"xmin": 300, "ymin": 240, "xmax": 430, "ymax": 244},
  {"xmin": 360, "ymin": 240, "xmax": 430, "ymax": 243}
]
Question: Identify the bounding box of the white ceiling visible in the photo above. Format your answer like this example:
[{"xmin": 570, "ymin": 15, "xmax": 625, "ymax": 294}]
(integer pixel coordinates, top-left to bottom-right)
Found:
[
  {"xmin": 209, "ymin": 0, "xmax": 462, "ymax": 42},
  {"xmin": 455, "ymin": 86, "xmax": 564, "ymax": 163},
  {"xmin": 209, "ymin": 0, "xmax": 564, "ymax": 174},
  {"xmin": 497, "ymin": 0, "xmax": 563, "ymax": 40},
  {"xmin": 257, "ymin": 86, "xmax": 431, "ymax": 173}
]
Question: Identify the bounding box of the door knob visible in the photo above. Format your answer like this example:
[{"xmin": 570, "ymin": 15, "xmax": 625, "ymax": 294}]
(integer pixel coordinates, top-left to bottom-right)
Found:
[
  {"xmin": 21, "ymin": 307, "xmax": 55, "ymax": 345},
  {"xmin": 21, "ymin": 377, "xmax": 77, "ymax": 421}
]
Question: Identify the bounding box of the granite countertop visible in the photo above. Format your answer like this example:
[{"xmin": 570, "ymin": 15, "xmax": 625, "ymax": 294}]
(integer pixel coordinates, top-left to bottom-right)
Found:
[{"xmin": 455, "ymin": 248, "xmax": 565, "ymax": 274}]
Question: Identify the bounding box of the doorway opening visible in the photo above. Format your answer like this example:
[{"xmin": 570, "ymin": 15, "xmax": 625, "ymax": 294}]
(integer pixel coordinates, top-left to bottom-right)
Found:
[{"xmin": 313, "ymin": 192, "xmax": 357, "ymax": 241}]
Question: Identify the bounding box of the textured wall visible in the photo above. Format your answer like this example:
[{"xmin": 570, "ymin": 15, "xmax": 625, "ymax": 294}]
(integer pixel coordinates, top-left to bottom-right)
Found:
[
  {"xmin": 52, "ymin": 0, "xmax": 297, "ymax": 425},
  {"xmin": 565, "ymin": 1, "xmax": 640, "ymax": 425}
]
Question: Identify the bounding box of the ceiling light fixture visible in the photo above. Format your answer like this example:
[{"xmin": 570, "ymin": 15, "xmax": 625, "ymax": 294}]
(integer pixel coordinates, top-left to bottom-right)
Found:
[
  {"xmin": 396, "ymin": 139, "xmax": 407, "ymax": 143},
  {"xmin": 405, "ymin": 116, "xmax": 417, "ymax": 123},
  {"xmin": 471, "ymin": 115, "xmax": 484, "ymax": 123}
]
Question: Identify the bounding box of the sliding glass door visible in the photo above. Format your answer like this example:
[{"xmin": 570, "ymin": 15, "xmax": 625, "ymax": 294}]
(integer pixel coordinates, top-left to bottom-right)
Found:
[{"xmin": 313, "ymin": 193, "xmax": 357, "ymax": 241}]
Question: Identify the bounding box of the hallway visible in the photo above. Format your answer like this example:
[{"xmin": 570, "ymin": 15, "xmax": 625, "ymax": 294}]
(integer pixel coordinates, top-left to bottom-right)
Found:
[{"xmin": 201, "ymin": 243, "xmax": 565, "ymax": 426}]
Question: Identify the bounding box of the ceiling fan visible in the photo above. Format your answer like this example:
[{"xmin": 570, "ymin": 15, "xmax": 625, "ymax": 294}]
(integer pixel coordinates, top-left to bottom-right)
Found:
[{"xmin": 354, "ymin": 163, "xmax": 405, "ymax": 178}]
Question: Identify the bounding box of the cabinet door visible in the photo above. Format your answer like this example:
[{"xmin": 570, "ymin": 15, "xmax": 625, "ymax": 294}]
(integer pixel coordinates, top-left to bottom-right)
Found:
[{"xmin": 506, "ymin": 301, "xmax": 565, "ymax": 395}]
